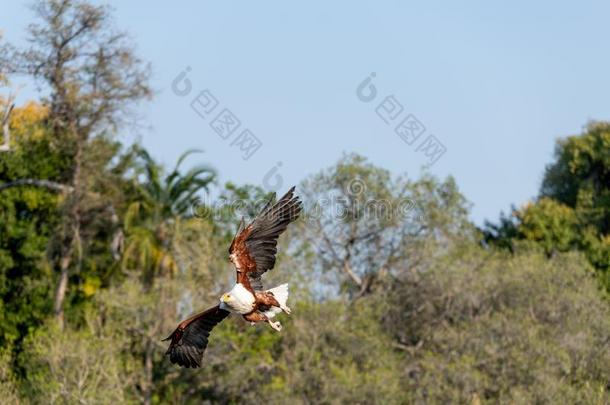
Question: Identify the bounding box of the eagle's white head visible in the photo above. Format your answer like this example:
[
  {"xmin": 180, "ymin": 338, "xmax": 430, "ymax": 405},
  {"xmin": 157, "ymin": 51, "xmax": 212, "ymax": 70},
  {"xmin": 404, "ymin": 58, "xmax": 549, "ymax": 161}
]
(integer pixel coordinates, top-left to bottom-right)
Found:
[{"xmin": 219, "ymin": 283, "xmax": 255, "ymax": 314}]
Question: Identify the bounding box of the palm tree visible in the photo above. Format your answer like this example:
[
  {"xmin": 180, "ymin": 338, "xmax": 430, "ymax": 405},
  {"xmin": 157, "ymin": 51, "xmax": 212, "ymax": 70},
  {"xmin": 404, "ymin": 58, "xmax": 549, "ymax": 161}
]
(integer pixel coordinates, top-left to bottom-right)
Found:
[{"xmin": 121, "ymin": 146, "xmax": 215, "ymax": 286}]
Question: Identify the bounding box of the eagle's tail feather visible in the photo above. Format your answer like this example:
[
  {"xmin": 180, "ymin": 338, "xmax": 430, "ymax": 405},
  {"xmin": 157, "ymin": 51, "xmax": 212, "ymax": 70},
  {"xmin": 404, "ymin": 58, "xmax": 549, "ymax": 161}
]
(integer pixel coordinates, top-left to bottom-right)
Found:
[{"xmin": 262, "ymin": 283, "xmax": 289, "ymax": 318}]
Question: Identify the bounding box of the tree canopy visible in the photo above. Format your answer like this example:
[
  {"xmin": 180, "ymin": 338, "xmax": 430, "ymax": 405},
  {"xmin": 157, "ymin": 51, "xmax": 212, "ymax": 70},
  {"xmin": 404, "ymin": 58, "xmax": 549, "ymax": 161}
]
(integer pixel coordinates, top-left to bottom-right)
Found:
[{"xmin": 486, "ymin": 122, "xmax": 610, "ymax": 292}]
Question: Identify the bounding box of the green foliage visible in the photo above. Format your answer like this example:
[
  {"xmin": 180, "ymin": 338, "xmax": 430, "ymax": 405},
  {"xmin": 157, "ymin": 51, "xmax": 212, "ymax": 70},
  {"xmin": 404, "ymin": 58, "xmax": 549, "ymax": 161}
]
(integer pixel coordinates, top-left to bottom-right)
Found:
[
  {"xmin": 485, "ymin": 199, "xmax": 584, "ymax": 260},
  {"xmin": 0, "ymin": 348, "xmax": 21, "ymax": 404},
  {"xmin": 541, "ymin": 122, "xmax": 610, "ymax": 224},
  {"xmin": 487, "ymin": 122, "xmax": 610, "ymax": 291},
  {"xmin": 517, "ymin": 198, "xmax": 579, "ymax": 255},
  {"xmin": 21, "ymin": 321, "xmax": 133, "ymax": 404},
  {"xmin": 541, "ymin": 122, "xmax": 610, "ymax": 278},
  {"xmin": 122, "ymin": 146, "xmax": 216, "ymax": 285},
  {"xmin": 0, "ymin": 102, "xmax": 60, "ymax": 349},
  {"xmin": 383, "ymin": 248, "xmax": 610, "ymax": 403}
]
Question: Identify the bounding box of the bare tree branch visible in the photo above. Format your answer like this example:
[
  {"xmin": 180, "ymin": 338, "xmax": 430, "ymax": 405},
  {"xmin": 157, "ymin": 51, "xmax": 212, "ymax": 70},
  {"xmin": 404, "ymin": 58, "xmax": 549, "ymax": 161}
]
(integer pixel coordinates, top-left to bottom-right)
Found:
[
  {"xmin": 0, "ymin": 179, "xmax": 73, "ymax": 193},
  {"xmin": 342, "ymin": 234, "xmax": 363, "ymax": 287}
]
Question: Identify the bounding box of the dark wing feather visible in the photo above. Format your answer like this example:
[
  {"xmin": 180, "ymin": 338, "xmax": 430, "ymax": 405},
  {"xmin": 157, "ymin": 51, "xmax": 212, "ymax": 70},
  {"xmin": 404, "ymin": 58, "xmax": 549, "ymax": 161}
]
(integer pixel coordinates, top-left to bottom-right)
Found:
[
  {"xmin": 229, "ymin": 186, "xmax": 302, "ymax": 291},
  {"xmin": 163, "ymin": 305, "xmax": 230, "ymax": 368}
]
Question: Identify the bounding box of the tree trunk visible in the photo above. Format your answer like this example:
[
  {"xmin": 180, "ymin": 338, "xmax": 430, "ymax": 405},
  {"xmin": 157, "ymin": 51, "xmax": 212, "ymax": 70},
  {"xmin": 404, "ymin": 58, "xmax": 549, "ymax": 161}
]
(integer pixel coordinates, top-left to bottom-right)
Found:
[
  {"xmin": 53, "ymin": 255, "xmax": 71, "ymax": 328},
  {"xmin": 143, "ymin": 339, "xmax": 154, "ymax": 405},
  {"xmin": 53, "ymin": 127, "xmax": 83, "ymax": 328}
]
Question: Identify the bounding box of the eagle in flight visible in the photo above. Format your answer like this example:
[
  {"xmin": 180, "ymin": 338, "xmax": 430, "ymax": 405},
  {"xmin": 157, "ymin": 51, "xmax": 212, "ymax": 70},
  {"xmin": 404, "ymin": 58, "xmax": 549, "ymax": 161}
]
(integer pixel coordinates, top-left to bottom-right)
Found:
[{"xmin": 163, "ymin": 187, "xmax": 302, "ymax": 368}]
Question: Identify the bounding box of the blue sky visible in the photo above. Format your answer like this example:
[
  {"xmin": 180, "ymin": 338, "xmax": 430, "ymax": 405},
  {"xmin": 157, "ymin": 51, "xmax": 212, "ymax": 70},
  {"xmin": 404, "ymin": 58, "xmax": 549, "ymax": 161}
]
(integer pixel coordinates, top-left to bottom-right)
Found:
[{"xmin": 2, "ymin": 1, "xmax": 609, "ymax": 224}]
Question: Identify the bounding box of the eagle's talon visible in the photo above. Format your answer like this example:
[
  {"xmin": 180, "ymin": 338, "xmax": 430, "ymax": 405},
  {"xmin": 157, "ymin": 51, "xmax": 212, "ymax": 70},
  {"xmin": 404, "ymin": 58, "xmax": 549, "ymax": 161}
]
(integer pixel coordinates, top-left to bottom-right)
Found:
[
  {"xmin": 268, "ymin": 320, "xmax": 282, "ymax": 331},
  {"xmin": 281, "ymin": 305, "xmax": 291, "ymax": 315}
]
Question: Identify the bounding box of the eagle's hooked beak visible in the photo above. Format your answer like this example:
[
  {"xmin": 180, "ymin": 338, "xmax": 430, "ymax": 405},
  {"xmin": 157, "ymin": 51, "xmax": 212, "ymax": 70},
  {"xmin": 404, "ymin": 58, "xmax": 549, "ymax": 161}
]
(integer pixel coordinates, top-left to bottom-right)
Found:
[{"xmin": 219, "ymin": 294, "xmax": 229, "ymax": 310}]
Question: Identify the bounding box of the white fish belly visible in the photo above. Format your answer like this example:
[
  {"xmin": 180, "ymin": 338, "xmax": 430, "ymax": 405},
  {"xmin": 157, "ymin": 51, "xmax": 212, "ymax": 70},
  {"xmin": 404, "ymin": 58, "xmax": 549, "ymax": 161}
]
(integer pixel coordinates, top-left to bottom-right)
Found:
[{"xmin": 262, "ymin": 284, "xmax": 289, "ymax": 319}]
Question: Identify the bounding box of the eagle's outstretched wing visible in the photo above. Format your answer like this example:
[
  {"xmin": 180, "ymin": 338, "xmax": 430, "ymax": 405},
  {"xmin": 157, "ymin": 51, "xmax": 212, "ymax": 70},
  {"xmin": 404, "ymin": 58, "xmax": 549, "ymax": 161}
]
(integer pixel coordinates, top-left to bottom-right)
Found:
[
  {"xmin": 163, "ymin": 305, "xmax": 230, "ymax": 368},
  {"xmin": 229, "ymin": 186, "xmax": 302, "ymax": 292}
]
